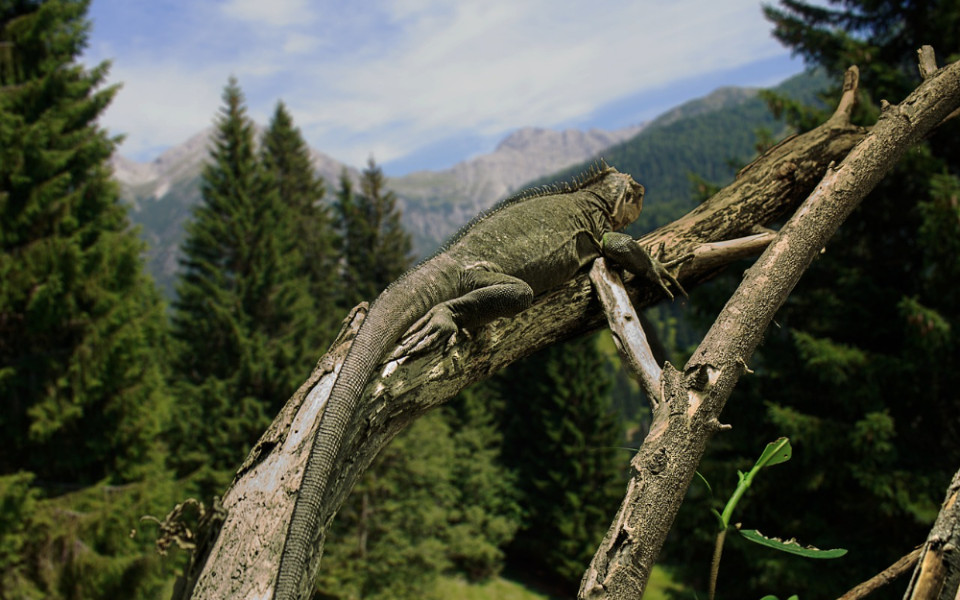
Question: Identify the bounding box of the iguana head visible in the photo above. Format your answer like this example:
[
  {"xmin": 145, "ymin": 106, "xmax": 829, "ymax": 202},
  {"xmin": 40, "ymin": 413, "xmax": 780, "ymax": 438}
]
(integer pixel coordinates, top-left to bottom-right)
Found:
[{"xmin": 600, "ymin": 171, "xmax": 645, "ymax": 230}]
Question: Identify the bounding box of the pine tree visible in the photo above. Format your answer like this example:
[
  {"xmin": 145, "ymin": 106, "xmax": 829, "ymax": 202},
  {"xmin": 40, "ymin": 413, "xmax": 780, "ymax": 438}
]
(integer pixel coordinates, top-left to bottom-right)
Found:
[
  {"xmin": 667, "ymin": 3, "xmax": 960, "ymax": 597},
  {"xmin": 333, "ymin": 167, "xmax": 361, "ymax": 305},
  {"xmin": 0, "ymin": 0, "xmax": 170, "ymax": 484},
  {"xmin": 497, "ymin": 334, "xmax": 625, "ymax": 594},
  {"xmin": 334, "ymin": 158, "xmax": 413, "ymax": 307},
  {"xmin": 0, "ymin": 1, "xmax": 176, "ymax": 596},
  {"xmin": 170, "ymin": 78, "xmax": 317, "ymax": 483},
  {"xmin": 260, "ymin": 101, "xmax": 341, "ymax": 343}
]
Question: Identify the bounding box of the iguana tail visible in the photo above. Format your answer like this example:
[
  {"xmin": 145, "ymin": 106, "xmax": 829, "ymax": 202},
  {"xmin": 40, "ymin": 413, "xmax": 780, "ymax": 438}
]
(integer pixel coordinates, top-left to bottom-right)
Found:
[{"xmin": 273, "ymin": 268, "xmax": 442, "ymax": 600}]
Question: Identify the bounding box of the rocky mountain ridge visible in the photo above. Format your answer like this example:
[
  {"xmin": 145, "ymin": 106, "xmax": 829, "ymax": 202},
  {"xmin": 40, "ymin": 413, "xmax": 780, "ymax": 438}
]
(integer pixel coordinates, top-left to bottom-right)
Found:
[
  {"xmin": 112, "ymin": 124, "xmax": 646, "ymax": 210},
  {"xmin": 113, "ymin": 123, "xmax": 649, "ymax": 295}
]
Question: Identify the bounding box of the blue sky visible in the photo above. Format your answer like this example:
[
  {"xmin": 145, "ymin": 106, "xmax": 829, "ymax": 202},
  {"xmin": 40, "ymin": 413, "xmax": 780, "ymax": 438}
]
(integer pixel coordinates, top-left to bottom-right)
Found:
[{"xmin": 81, "ymin": 0, "xmax": 809, "ymax": 175}]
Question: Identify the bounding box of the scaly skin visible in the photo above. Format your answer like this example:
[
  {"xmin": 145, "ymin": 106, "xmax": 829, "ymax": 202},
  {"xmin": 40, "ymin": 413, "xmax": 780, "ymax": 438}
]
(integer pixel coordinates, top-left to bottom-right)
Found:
[{"xmin": 273, "ymin": 164, "xmax": 683, "ymax": 599}]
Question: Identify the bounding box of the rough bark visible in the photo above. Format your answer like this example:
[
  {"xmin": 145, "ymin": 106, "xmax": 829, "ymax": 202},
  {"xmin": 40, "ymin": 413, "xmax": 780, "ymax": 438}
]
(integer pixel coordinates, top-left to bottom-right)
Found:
[
  {"xmin": 579, "ymin": 51, "xmax": 960, "ymax": 599},
  {"xmin": 173, "ymin": 57, "xmax": 960, "ymax": 598},
  {"xmin": 901, "ymin": 468, "xmax": 960, "ymax": 600}
]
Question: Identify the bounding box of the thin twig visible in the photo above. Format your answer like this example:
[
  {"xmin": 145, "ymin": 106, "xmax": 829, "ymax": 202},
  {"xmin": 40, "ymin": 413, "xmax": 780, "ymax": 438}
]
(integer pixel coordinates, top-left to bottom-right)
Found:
[
  {"xmin": 836, "ymin": 548, "xmax": 922, "ymax": 600},
  {"xmin": 589, "ymin": 258, "xmax": 662, "ymax": 405}
]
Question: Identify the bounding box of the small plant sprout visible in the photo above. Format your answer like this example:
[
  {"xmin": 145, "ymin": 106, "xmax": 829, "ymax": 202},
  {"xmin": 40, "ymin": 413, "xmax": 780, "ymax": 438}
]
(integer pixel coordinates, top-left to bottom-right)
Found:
[{"xmin": 707, "ymin": 438, "xmax": 847, "ymax": 600}]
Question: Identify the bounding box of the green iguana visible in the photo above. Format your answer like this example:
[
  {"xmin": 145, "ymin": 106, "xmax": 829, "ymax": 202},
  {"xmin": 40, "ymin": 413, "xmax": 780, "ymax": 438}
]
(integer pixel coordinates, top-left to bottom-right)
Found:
[{"xmin": 274, "ymin": 163, "xmax": 684, "ymax": 599}]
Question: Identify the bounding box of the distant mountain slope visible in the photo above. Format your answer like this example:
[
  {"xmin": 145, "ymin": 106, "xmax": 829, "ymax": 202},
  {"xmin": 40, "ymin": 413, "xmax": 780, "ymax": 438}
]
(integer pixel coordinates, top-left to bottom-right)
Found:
[{"xmin": 532, "ymin": 69, "xmax": 829, "ymax": 238}]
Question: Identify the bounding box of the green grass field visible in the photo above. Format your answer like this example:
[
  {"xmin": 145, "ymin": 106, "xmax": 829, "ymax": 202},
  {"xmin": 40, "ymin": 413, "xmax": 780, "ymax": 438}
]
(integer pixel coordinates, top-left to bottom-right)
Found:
[{"xmin": 433, "ymin": 566, "xmax": 682, "ymax": 599}]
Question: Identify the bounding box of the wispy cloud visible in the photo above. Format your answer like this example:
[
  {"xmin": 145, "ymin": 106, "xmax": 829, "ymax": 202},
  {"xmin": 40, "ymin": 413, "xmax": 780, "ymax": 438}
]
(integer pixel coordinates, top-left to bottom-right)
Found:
[
  {"xmin": 82, "ymin": 0, "xmax": 799, "ymax": 171},
  {"xmin": 220, "ymin": 0, "xmax": 317, "ymax": 27}
]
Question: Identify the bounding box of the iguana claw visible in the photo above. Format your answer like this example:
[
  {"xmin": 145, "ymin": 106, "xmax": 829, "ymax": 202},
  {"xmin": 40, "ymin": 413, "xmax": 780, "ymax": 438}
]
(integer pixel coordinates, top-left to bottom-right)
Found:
[
  {"xmin": 392, "ymin": 304, "xmax": 458, "ymax": 358},
  {"xmin": 653, "ymin": 245, "xmax": 693, "ymax": 300}
]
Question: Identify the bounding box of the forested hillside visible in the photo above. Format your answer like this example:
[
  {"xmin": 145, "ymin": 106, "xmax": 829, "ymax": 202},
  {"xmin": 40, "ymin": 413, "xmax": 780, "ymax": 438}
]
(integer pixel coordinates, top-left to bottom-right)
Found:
[{"xmin": 536, "ymin": 69, "xmax": 828, "ymax": 236}]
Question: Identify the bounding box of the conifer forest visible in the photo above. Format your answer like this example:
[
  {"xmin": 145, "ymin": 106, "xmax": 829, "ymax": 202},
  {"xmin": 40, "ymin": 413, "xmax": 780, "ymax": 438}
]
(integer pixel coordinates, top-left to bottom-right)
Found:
[{"xmin": 2, "ymin": 1, "xmax": 959, "ymax": 599}]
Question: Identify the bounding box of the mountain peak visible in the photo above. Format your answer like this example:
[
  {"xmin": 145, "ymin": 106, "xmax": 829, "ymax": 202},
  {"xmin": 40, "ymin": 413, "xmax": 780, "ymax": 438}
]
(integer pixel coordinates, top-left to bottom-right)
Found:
[
  {"xmin": 495, "ymin": 127, "xmax": 550, "ymax": 152},
  {"xmin": 494, "ymin": 125, "xmax": 644, "ymax": 154}
]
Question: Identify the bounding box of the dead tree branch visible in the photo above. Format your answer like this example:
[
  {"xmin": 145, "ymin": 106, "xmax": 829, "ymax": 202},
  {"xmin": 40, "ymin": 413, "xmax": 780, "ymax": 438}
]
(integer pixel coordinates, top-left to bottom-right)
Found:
[
  {"xmin": 181, "ymin": 63, "xmax": 896, "ymax": 599},
  {"xmin": 589, "ymin": 257, "xmax": 664, "ymax": 405},
  {"xmin": 901, "ymin": 467, "xmax": 960, "ymax": 600},
  {"xmin": 579, "ymin": 50, "xmax": 960, "ymax": 599},
  {"xmin": 836, "ymin": 548, "xmax": 922, "ymax": 600}
]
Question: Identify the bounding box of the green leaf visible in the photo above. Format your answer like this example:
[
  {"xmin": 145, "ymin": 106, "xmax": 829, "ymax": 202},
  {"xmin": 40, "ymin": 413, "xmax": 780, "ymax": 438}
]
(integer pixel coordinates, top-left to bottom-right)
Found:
[
  {"xmin": 695, "ymin": 470, "xmax": 714, "ymax": 497},
  {"xmin": 739, "ymin": 529, "xmax": 847, "ymax": 559},
  {"xmin": 753, "ymin": 438, "xmax": 792, "ymax": 469}
]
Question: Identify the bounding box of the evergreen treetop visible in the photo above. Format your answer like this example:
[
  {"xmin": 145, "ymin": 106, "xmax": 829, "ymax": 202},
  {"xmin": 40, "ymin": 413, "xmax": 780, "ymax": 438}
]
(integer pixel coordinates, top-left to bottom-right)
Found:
[
  {"xmin": 261, "ymin": 100, "xmax": 341, "ymax": 342},
  {"xmin": 170, "ymin": 78, "xmax": 318, "ymax": 479},
  {"xmin": 334, "ymin": 158, "xmax": 413, "ymax": 307},
  {"xmin": 0, "ymin": 0, "xmax": 170, "ymax": 485}
]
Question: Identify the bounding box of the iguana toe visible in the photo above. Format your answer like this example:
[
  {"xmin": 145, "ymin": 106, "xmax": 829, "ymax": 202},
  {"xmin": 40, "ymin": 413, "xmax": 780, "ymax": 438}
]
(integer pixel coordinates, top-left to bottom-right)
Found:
[{"xmin": 395, "ymin": 305, "xmax": 458, "ymax": 357}]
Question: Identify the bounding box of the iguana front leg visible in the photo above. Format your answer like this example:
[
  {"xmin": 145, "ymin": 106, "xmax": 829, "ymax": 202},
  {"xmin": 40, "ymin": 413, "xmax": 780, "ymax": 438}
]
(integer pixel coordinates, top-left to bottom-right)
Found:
[
  {"xmin": 394, "ymin": 268, "xmax": 534, "ymax": 357},
  {"xmin": 602, "ymin": 232, "xmax": 688, "ymax": 299}
]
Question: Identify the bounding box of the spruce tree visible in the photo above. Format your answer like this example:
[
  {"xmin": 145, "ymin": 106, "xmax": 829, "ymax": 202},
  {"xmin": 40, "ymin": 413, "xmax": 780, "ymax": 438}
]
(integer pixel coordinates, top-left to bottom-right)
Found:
[
  {"xmin": 0, "ymin": 0, "xmax": 170, "ymax": 484},
  {"xmin": 334, "ymin": 158, "xmax": 412, "ymax": 306},
  {"xmin": 0, "ymin": 1, "xmax": 176, "ymax": 596},
  {"xmin": 667, "ymin": 3, "xmax": 960, "ymax": 597},
  {"xmin": 170, "ymin": 78, "xmax": 316, "ymax": 482},
  {"xmin": 333, "ymin": 167, "xmax": 361, "ymax": 305},
  {"xmin": 443, "ymin": 383, "xmax": 521, "ymax": 580},
  {"xmin": 497, "ymin": 334, "xmax": 625, "ymax": 594},
  {"xmin": 260, "ymin": 101, "xmax": 341, "ymax": 343}
]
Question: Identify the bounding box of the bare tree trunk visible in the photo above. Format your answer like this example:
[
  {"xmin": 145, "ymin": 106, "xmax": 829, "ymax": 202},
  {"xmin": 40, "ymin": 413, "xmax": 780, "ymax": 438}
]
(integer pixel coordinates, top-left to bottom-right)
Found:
[{"xmin": 175, "ymin": 50, "xmax": 959, "ymax": 600}]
